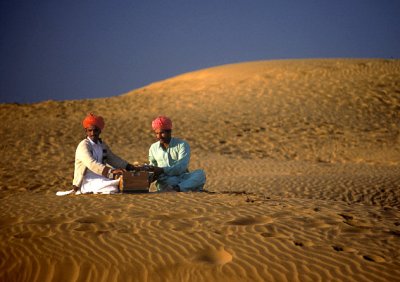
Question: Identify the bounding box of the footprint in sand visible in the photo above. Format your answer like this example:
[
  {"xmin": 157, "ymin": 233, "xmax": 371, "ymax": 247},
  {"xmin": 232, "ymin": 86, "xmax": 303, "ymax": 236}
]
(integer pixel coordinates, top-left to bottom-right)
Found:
[
  {"xmin": 338, "ymin": 213, "xmax": 353, "ymax": 221},
  {"xmin": 171, "ymin": 220, "xmax": 198, "ymax": 232},
  {"xmin": 74, "ymin": 224, "xmax": 97, "ymax": 232},
  {"xmin": 363, "ymin": 254, "xmax": 385, "ymax": 263},
  {"xmin": 388, "ymin": 230, "xmax": 400, "ymax": 237},
  {"xmin": 332, "ymin": 245, "xmax": 344, "ymax": 252},
  {"xmin": 260, "ymin": 232, "xmax": 288, "ymax": 239},
  {"xmin": 13, "ymin": 231, "xmax": 33, "ymax": 239},
  {"xmin": 74, "ymin": 215, "xmax": 113, "ymax": 232},
  {"xmin": 194, "ymin": 247, "xmax": 233, "ymax": 265},
  {"xmin": 332, "ymin": 245, "xmax": 357, "ymax": 253},
  {"xmin": 293, "ymin": 240, "xmax": 313, "ymax": 247},
  {"xmin": 75, "ymin": 215, "xmax": 113, "ymax": 224},
  {"xmin": 227, "ymin": 216, "xmax": 273, "ymax": 226}
]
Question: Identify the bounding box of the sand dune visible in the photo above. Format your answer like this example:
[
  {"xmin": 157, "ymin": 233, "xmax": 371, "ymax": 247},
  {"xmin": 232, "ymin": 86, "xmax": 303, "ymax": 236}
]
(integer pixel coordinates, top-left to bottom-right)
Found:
[{"xmin": 1, "ymin": 59, "xmax": 400, "ymax": 281}]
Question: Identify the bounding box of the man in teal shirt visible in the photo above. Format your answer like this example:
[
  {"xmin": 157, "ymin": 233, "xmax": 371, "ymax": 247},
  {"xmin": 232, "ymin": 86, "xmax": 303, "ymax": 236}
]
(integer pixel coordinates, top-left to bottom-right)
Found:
[{"xmin": 149, "ymin": 116, "xmax": 206, "ymax": 192}]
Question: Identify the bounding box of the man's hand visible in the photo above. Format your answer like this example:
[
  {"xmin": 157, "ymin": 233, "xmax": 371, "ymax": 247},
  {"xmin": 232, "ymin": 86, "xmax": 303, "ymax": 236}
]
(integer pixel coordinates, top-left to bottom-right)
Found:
[
  {"xmin": 152, "ymin": 166, "xmax": 164, "ymax": 174},
  {"xmin": 126, "ymin": 163, "xmax": 136, "ymax": 171},
  {"xmin": 149, "ymin": 166, "xmax": 164, "ymax": 180},
  {"xmin": 111, "ymin": 168, "xmax": 125, "ymax": 175}
]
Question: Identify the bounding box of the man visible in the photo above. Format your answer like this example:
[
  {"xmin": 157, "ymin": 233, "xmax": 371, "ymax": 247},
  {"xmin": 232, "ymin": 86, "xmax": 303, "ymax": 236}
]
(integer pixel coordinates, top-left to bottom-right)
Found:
[
  {"xmin": 148, "ymin": 116, "xmax": 206, "ymax": 192},
  {"xmin": 72, "ymin": 113, "xmax": 135, "ymax": 194}
]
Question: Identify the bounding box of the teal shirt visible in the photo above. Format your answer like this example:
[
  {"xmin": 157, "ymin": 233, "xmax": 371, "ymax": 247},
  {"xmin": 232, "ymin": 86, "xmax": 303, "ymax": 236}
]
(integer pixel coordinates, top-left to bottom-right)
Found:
[{"xmin": 148, "ymin": 137, "xmax": 190, "ymax": 176}]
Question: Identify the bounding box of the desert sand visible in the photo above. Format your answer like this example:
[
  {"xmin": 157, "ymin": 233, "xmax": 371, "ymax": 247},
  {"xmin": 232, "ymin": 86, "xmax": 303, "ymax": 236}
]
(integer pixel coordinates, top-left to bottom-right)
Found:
[{"xmin": 0, "ymin": 59, "xmax": 399, "ymax": 281}]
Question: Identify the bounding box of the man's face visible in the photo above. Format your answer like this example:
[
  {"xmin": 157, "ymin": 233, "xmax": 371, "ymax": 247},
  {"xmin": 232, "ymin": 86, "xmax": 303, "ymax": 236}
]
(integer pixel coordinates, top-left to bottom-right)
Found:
[
  {"xmin": 85, "ymin": 125, "xmax": 101, "ymax": 142},
  {"xmin": 154, "ymin": 129, "xmax": 172, "ymax": 145}
]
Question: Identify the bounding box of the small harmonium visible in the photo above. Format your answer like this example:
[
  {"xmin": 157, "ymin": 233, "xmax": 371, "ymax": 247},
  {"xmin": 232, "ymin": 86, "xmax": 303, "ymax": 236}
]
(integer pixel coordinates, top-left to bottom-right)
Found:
[{"xmin": 114, "ymin": 170, "xmax": 152, "ymax": 193}]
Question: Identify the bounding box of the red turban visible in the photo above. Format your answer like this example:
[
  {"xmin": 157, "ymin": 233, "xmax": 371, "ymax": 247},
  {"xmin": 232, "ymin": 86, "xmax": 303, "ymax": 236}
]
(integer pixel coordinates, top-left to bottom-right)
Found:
[
  {"xmin": 152, "ymin": 116, "xmax": 172, "ymax": 130},
  {"xmin": 82, "ymin": 113, "xmax": 105, "ymax": 130}
]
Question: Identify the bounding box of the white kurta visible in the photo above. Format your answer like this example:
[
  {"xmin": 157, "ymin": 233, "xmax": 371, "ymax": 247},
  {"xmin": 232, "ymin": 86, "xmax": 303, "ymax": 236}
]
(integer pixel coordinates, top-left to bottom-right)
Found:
[{"xmin": 80, "ymin": 139, "xmax": 120, "ymax": 194}]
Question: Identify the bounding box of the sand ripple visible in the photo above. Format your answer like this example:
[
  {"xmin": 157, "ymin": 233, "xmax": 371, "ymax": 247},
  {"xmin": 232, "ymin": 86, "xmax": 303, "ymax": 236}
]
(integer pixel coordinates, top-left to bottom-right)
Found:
[{"xmin": 1, "ymin": 191, "xmax": 399, "ymax": 281}]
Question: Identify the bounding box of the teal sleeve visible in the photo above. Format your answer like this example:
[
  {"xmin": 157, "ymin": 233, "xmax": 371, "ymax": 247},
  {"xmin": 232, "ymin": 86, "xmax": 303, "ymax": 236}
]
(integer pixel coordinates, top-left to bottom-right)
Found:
[{"xmin": 163, "ymin": 142, "xmax": 190, "ymax": 176}]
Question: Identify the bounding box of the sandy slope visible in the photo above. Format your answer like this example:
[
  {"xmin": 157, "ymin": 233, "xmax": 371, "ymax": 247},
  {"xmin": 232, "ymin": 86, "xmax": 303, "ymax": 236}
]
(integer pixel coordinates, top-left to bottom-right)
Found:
[{"xmin": 0, "ymin": 59, "xmax": 400, "ymax": 281}]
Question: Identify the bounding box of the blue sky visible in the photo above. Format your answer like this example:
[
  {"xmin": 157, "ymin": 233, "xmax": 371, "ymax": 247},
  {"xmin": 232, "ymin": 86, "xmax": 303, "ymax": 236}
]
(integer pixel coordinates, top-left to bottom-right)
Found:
[{"xmin": 1, "ymin": 0, "xmax": 399, "ymax": 104}]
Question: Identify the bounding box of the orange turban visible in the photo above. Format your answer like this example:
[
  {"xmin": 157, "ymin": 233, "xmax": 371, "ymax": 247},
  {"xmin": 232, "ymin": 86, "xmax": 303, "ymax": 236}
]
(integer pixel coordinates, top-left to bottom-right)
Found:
[
  {"xmin": 82, "ymin": 113, "xmax": 105, "ymax": 130},
  {"xmin": 152, "ymin": 116, "xmax": 172, "ymax": 130}
]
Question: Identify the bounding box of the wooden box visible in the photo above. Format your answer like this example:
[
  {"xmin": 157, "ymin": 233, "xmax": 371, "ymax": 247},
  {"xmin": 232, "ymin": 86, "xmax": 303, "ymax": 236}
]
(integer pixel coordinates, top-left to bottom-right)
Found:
[{"xmin": 118, "ymin": 171, "xmax": 150, "ymax": 193}]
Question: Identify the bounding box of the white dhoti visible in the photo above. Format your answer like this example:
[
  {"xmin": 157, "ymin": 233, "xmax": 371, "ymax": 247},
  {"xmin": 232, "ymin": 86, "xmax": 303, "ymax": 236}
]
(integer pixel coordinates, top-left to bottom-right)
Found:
[
  {"xmin": 79, "ymin": 139, "xmax": 120, "ymax": 194},
  {"xmin": 80, "ymin": 171, "xmax": 120, "ymax": 194}
]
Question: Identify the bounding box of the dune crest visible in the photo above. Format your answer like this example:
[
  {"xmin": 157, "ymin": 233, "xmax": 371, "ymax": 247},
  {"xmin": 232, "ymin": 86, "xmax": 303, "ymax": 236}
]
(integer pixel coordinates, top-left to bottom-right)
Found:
[{"xmin": 125, "ymin": 59, "xmax": 400, "ymax": 163}]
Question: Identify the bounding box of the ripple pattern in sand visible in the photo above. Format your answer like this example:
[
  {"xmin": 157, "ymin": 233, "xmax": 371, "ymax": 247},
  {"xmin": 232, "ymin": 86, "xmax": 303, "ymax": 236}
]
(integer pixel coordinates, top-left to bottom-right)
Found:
[{"xmin": 1, "ymin": 192, "xmax": 400, "ymax": 282}]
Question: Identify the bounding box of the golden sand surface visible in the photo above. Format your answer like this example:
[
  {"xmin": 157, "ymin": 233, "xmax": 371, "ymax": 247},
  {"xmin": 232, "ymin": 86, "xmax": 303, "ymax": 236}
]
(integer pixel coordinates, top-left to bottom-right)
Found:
[{"xmin": 0, "ymin": 59, "xmax": 399, "ymax": 281}]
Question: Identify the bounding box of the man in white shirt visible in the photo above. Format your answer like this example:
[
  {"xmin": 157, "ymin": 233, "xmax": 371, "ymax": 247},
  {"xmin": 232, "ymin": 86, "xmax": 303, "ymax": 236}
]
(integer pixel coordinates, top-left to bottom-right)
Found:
[{"xmin": 72, "ymin": 113, "xmax": 135, "ymax": 194}]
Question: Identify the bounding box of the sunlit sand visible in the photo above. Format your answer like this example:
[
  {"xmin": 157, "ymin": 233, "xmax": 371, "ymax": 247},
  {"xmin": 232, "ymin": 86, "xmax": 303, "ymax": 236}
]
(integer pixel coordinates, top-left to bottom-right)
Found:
[{"xmin": 1, "ymin": 59, "xmax": 399, "ymax": 281}]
